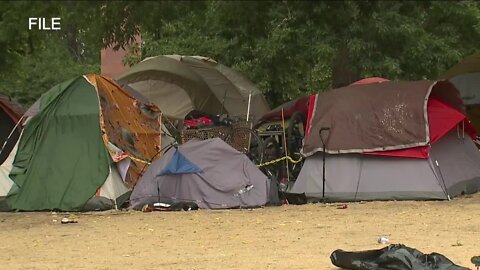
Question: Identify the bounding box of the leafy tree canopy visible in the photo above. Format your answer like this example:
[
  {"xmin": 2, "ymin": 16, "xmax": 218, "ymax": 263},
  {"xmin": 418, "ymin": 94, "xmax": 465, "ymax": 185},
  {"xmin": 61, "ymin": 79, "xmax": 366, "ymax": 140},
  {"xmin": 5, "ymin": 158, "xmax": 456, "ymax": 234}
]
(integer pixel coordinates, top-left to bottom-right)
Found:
[{"xmin": 0, "ymin": 1, "xmax": 479, "ymax": 107}]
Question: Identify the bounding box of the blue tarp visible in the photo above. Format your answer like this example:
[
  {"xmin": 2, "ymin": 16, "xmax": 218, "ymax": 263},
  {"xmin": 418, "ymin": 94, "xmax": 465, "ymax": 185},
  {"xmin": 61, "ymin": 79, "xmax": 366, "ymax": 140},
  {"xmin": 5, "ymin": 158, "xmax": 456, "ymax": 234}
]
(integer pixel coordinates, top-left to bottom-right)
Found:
[{"xmin": 158, "ymin": 150, "xmax": 202, "ymax": 176}]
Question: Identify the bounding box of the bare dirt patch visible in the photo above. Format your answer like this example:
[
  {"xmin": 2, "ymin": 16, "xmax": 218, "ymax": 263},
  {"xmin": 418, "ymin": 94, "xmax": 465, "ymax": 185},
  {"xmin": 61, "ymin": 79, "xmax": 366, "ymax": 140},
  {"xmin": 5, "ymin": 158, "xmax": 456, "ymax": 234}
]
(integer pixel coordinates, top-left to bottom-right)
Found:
[{"xmin": 0, "ymin": 194, "xmax": 479, "ymax": 269}]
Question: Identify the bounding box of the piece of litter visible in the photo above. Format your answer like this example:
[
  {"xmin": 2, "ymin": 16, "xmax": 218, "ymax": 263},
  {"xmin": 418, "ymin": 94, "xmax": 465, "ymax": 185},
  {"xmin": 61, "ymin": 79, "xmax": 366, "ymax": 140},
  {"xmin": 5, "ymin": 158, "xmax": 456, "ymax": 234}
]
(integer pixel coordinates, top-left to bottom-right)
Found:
[
  {"xmin": 377, "ymin": 236, "xmax": 389, "ymax": 244},
  {"xmin": 61, "ymin": 217, "xmax": 78, "ymax": 224}
]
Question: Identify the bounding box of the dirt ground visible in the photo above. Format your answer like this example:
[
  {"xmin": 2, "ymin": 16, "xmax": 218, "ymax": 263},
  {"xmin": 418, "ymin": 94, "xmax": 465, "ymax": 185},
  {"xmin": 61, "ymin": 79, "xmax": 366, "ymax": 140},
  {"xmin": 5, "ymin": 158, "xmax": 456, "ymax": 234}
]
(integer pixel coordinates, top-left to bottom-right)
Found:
[{"xmin": 0, "ymin": 194, "xmax": 479, "ymax": 270}]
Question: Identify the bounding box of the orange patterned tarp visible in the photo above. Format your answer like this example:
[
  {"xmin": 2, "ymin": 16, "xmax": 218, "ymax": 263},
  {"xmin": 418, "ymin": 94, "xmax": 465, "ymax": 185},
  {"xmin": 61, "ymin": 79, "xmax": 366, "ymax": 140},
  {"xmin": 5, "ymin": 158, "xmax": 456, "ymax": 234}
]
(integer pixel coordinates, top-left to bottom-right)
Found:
[{"xmin": 86, "ymin": 74, "xmax": 161, "ymax": 187}]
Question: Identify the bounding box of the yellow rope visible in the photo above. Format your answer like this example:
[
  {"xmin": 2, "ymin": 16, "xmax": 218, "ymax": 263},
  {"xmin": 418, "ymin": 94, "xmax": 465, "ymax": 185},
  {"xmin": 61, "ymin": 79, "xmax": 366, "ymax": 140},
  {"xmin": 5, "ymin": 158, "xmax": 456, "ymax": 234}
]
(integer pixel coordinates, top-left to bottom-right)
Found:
[
  {"xmin": 256, "ymin": 155, "xmax": 303, "ymax": 168},
  {"xmin": 128, "ymin": 155, "xmax": 151, "ymax": 165}
]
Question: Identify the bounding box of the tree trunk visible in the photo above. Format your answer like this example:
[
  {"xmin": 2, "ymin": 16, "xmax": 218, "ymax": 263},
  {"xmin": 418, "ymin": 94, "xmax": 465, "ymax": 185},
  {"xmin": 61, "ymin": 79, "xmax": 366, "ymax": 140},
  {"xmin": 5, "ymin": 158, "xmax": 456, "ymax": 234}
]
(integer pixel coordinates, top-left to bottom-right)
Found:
[
  {"xmin": 64, "ymin": 24, "xmax": 84, "ymax": 63},
  {"xmin": 331, "ymin": 47, "xmax": 361, "ymax": 89}
]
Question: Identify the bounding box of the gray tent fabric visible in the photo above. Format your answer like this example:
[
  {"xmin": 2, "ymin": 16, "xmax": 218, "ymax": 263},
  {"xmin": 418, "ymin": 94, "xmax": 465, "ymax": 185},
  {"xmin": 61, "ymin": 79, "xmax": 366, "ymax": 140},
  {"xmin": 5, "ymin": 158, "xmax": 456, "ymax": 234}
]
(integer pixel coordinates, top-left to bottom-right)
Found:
[
  {"xmin": 449, "ymin": 72, "xmax": 480, "ymax": 105},
  {"xmin": 130, "ymin": 138, "xmax": 270, "ymax": 209},
  {"xmin": 439, "ymin": 53, "xmax": 480, "ymax": 132},
  {"xmin": 116, "ymin": 55, "xmax": 270, "ymax": 121},
  {"xmin": 292, "ymin": 130, "xmax": 480, "ymax": 201},
  {"xmin": 440, "ymin": 52, "xmax": 480, "ymax": 105},
  {"xmin": 302, "ymin": 80, "xmax": 465, "ymax": 157}
]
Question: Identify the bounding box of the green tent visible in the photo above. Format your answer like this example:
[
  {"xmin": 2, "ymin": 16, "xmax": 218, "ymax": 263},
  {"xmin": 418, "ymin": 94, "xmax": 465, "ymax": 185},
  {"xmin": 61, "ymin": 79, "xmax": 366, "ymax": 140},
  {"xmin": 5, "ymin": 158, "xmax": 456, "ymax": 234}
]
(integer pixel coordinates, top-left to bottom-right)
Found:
[{"xmin": 0, "ymin": 75, "xmax": 161, "ymax": 211}]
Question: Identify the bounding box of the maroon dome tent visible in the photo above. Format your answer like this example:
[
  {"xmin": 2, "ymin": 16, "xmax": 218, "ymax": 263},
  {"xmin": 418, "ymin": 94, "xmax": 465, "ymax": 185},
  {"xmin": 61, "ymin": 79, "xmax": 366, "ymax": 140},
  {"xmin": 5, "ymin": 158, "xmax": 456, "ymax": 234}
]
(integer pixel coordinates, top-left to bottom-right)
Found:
[{"xmin": 293, "ymin": 80, "xmax": 480, "ymax": 201}]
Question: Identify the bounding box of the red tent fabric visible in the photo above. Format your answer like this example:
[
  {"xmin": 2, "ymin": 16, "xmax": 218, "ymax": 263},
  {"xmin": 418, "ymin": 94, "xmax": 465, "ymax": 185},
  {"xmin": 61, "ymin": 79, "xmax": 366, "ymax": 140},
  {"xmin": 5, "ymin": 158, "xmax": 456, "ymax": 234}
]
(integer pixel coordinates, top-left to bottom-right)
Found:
[
  {"xmin": 305, "ymin": 95, "xmax": 316, "ymax": 137},
  {"xmin": 0, "ymin": 95, "xmax": 24, "ymax": 164},
  {"xmin": 258, "ymin": 95, "xmax": 310, "ymax": 122},
  {"xmin": 0, "ymin": 95, "xmax": 24, "ymax": 123},
  {"xmin": 365, "ymin": 97, "xmax": 476, "ymax": 158}
]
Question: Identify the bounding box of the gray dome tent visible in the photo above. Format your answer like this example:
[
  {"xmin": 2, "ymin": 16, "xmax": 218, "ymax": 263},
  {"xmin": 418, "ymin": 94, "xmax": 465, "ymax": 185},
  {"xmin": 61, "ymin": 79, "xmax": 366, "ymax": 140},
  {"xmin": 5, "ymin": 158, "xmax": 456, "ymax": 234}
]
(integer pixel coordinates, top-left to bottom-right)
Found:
[
  {"xmin": 130, "ymin": 138, "xmax": 270, "ymax": 209},
  {"xmin": 116, "ymin": 55, "xmax": 270, "ymax": 121},
  {"xmin": 293, "ymin": 80, "xmax": 480, "ymax": 201}
]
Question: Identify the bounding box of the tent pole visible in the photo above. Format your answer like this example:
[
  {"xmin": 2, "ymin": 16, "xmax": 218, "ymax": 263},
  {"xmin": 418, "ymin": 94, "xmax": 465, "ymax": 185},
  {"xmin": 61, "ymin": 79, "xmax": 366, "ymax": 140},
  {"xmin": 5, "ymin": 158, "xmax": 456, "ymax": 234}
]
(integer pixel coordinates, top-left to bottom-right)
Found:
[
  {"xmin": 246, "ymin": 90, "xmax": 252, "ymax": 123},
  {"xmin": 319, "ymin": 127, "xmax": 330, "ymax": 201},
  {"xmin": 282, "ymin": 109, "xmax": 290, "ymax": 184},
  {"xmin": 221, "ymin": 89, "xmax": 227, "ymax": 115},
  {"xmin": 434, "ymin": 159, "xmax": 451, "ymax": 201},
  {"xmin": 322, "ymin": 143, "xmax": 326, "ymax": 200}
]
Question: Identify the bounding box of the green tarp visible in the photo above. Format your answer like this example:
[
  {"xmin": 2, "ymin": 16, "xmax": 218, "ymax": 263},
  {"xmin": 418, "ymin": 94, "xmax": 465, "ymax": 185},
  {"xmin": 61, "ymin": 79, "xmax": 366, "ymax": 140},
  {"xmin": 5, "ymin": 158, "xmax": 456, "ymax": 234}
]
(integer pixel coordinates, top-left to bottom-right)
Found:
[{"xmin": 6, "ymin": 77, "xmax": 111, "ymax": 211}]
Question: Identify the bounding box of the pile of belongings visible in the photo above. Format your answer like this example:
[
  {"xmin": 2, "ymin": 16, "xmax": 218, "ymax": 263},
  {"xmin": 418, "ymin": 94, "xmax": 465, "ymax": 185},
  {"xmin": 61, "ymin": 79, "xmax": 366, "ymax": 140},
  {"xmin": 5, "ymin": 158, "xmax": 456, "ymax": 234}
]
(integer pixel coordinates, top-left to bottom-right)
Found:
[{"xmin": 183, "ymin": 110, "xmax": 233, "ymax": 129}]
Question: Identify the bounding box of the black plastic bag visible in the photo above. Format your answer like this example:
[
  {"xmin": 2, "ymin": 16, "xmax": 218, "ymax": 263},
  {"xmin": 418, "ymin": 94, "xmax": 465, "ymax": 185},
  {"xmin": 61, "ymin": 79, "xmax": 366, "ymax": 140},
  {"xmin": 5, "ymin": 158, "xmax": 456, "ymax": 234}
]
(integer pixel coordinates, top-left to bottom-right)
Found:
[{"xmin": 330, "ymin": 244, "xmax": 469, "ymax": 270}]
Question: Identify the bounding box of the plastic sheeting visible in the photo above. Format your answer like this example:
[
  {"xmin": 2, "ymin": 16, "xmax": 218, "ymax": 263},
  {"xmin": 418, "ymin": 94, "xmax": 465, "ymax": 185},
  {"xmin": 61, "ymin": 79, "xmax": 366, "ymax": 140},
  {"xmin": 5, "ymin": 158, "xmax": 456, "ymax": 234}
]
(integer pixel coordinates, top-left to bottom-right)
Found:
[{"xmin": 330, "ymin": 244, "xmax": 469, "ymax": 270}]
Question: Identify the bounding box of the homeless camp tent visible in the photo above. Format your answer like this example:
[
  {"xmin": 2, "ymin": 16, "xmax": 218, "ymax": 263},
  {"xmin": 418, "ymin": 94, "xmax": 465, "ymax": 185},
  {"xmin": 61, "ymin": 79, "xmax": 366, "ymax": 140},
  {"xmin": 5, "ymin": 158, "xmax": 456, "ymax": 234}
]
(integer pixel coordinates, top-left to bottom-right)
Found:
[
  {"xmin": 130, "ymin": 138, "xmax": 270, "ymax": 209},
  {"xmin": 0, "ymin": 75, "xmax": 161, "ymax": 211},
  {"xmin": 291, "ymin": 80, "xmax": 480, "ymax": 201},
  {"xmin": 0, "ymin": 95, "xmax": 24, "ymax": 164},
  {"xmin": 116, "ymin": 55, "xmax": 270, "ymax": 121},
  {"xmin": 441, "ymin": 52, "xmax": 480, "ymax": 132}
]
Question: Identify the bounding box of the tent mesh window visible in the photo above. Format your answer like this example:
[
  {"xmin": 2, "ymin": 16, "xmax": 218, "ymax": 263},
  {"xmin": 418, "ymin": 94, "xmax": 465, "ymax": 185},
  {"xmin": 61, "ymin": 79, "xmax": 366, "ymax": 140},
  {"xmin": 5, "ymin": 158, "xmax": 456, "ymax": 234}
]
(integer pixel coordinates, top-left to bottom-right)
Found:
[{"xmin": 180, "ymin": 121, "xmax": 252, "ymax": 153}]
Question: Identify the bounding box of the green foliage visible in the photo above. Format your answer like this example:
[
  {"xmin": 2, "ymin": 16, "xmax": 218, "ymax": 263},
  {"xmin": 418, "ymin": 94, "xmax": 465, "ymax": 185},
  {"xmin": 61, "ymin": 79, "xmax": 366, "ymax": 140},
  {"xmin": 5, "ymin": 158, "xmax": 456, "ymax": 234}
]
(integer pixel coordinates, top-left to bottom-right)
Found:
[
  {"xmin": 0, "ymin": 1, "xmax": 101, "ymax": 105},
  {"xmin": 0, "ymin": 35, "xmax": 99, "ymax": 105},
  {"xmin": 0, "ymin": 1, "xmax": 479, "ymax": 108},
  {"xmin": 127, "ymin": 1, "xmax": 480, "ymax": 107}
]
